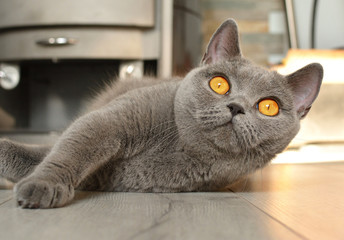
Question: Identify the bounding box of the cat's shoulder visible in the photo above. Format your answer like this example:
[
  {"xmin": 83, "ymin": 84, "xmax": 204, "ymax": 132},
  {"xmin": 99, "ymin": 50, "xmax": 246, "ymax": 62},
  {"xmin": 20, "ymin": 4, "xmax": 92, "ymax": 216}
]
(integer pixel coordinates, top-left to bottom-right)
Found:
[
  {"xmin": 113, "ymin": 77, "xmax": 181, "ymax": 95},
  {"xmin": 87, "ymin": 77, "xmax": 182, "ymax": 112}
]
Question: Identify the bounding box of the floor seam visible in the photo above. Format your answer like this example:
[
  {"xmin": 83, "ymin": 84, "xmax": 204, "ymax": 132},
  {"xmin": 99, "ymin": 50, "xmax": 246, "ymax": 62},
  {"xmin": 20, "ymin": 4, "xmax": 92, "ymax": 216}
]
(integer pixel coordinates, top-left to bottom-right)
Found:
[
  {"xmin": 231, "ymin": 190, "xmax": 309, "ymax": 240},
  {"xmin": 0, "ymin": 197, "xmax": 13, "ymax": 207}
]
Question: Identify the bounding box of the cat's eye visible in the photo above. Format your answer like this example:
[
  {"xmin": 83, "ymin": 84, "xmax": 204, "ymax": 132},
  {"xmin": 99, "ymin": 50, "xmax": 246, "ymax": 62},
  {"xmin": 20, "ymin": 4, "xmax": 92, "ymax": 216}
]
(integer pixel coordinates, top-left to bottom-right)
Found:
[
  {"xmin": 258, "ymin": 99, "xmax": 279, "ymax": 116},
  {"xmin": 209, "ymin": 76, "xmax": 230, "ymax": 95}
]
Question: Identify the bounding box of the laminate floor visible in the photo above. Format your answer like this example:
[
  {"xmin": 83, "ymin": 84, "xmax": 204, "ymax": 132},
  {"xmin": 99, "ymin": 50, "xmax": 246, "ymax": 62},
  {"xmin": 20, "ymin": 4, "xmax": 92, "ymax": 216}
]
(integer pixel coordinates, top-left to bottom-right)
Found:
[{"xmin": 1, "ymin": 162, "xmax": 343, "ymax": 240}]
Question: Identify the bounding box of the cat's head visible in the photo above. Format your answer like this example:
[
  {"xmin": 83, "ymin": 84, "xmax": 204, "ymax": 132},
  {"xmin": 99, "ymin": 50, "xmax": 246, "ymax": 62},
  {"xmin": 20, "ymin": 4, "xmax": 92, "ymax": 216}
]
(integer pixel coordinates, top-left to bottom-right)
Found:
[{"xmin": 175, "ymin": 19, "xmax": 323, "ymax": 158}]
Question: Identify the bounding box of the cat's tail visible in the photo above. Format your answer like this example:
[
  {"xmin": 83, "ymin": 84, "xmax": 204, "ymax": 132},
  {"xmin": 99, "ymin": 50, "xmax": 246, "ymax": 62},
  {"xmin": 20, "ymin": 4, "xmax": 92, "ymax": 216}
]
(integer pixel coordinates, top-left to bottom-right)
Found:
[{"xmin": 0, "ymin": 139, "xmax": 51, "ymax": 183}]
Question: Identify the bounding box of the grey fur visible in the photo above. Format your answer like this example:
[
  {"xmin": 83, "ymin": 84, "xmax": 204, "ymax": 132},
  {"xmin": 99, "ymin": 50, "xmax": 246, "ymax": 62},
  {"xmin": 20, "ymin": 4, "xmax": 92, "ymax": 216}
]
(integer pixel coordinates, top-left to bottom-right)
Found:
[{"xmin": 0, "ymin": 19, "xmax": 323, "ymax": 208}]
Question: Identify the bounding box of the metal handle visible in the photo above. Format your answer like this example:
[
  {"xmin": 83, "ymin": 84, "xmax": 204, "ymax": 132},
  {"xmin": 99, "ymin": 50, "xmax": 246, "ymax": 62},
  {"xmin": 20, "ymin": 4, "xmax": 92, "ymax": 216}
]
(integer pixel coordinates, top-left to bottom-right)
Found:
[{"xmin": 36, "ymin": 37, "xmax": 77, "ymax": 46}]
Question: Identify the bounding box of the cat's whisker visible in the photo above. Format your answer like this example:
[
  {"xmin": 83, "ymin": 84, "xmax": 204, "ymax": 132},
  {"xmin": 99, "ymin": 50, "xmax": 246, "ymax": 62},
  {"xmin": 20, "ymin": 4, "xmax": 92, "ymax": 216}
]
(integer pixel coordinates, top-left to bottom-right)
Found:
[
  {"xmin": 172, "ymin": 125, "xmax": 201, "ymax": 147},
  {"xmin": 148, "ymin": 120, "xmax": 176, "ymax": 134},
  {"xmin": 152, "ymin": 128, "xmax": 180, "ymax": 150},
  {"xmin": 146, "ymin": 122, "xmax": 178, "ymax": 145},
  {"xmin": 148, "ymin": 124, "xmax": 177, "ymax": 143},
  {"xmin": 154, "ymin": 124, "xmax": 199, "ymax": 151},
  {"xmin": 162, "ymin": 132, "xmax": 181, "ymax": 149}
]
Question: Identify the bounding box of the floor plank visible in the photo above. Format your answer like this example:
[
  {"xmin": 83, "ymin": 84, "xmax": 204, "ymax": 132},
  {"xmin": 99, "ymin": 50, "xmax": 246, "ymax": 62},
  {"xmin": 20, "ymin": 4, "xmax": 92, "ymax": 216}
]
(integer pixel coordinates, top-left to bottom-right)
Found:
[
  {"xmin": 230, "ymin": 163, "xmax": 344, "ymax": 240},
  {"xmin": 0, "ymin": 191, "xmax": 302, "ymax": 240}
]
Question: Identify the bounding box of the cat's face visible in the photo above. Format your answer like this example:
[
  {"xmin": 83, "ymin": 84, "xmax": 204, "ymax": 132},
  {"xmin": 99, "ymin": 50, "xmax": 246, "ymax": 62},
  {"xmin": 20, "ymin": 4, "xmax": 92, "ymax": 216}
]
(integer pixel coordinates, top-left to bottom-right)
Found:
[
  {"xmin": 176, "ymin": 58, "xmax": 298, "ymax": 154},
  {"xmin": 175, "ymin": 19, "xmax": 323, "ymax": 157}
]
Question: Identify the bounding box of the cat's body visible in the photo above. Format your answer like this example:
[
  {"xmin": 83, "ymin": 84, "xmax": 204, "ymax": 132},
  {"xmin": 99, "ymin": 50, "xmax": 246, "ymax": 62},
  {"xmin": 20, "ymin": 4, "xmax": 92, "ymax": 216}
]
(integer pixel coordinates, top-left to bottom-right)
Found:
[{"xmin": 0, "ymin": 19, "xmax": 323, "ymax": 208}]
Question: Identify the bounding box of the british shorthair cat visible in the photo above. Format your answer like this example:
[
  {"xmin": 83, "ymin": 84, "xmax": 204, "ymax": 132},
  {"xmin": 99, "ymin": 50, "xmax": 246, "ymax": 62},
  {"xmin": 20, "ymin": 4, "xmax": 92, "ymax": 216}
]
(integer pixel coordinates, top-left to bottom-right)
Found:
[{"xmin": 0, "ymin": 19, "xmax": 323, "ymax": 208}]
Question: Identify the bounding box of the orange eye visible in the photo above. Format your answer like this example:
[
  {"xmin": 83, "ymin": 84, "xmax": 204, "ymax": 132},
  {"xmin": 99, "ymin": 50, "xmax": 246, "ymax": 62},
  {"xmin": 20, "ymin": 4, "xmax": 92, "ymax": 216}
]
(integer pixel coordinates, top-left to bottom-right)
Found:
[
  {"xmin": 258, "ymin": 99, "xmax": 279, "ymax": 116},
  {"xmin": 209, "ymin": 76, "xmax": 230, "ymax": 95}
]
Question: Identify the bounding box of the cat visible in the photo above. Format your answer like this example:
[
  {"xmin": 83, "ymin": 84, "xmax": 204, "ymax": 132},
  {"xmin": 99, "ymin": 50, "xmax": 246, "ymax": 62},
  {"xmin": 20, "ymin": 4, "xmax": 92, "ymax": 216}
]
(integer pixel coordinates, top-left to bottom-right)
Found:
[{"xmin": 0, "ymin": 19, "xmax": 323, "ymax": 209}]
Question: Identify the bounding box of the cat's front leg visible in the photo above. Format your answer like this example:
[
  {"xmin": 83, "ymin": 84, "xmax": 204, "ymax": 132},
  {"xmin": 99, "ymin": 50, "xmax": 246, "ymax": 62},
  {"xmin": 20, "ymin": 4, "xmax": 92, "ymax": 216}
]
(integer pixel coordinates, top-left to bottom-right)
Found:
[{"xmin": 14, "ymin": 110, "xmax": 123, "ymax": 208}]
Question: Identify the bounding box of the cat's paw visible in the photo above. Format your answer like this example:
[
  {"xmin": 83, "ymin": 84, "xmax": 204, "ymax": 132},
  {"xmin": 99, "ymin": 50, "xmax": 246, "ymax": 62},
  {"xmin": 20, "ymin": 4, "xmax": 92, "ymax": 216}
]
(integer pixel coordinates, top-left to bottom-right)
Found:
[{"xmin": 14, "ymin": 178, "xmax": 74, "ymax": 209}]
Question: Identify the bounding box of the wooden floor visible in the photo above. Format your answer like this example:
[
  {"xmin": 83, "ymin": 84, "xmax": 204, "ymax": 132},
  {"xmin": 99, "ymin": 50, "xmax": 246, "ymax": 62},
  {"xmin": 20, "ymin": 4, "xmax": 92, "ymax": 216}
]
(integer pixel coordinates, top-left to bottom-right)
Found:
[{"xmin": 1, "ymin": 162, "xmax": 343, "ymax": 240}]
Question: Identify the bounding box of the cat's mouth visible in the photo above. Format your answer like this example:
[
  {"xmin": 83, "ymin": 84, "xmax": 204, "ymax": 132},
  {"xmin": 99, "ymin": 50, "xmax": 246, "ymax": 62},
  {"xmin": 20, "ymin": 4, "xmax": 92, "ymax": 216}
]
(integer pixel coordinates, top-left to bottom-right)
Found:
[
  {"xmin": 233, "ymin": 119, "xmax": 262, "ymax": 149},
  {"xmin": 215, "ymin": 114, "xmax": 238, "ymax": 127},
  {"xmin": 214, "ymin": 114, "xmax": 261, "ymax": 149},
  {"xmin": 197, "ymin": 113, "xmax": 261, "ymax": 152}
]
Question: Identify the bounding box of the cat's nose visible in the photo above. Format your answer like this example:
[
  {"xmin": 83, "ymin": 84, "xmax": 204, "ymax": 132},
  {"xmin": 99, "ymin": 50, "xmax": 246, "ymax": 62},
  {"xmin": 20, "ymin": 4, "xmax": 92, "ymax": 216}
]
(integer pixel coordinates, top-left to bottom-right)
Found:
[{"xmin": 227, "ymin": 103, "xmax": 245, "ymax": 116}]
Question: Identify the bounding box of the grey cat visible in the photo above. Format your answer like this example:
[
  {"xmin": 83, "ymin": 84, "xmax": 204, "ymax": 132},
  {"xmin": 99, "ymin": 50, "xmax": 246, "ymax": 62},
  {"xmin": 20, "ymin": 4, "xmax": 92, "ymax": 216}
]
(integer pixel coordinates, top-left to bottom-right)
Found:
[{"xmin": 0, "ymin": 19, "xmax": 323, "ymax": 208}]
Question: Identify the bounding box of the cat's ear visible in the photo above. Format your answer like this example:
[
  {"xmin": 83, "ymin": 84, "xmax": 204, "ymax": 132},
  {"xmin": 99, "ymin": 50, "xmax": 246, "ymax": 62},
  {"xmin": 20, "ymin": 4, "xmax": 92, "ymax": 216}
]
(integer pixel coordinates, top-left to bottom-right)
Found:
[
  {"xmin": 201, "ymin": 19, "xmax": 241, "ymax": 65},
  {"xmin": 287, "ymin": 63, "xmax": 323, "ymax": 119}
]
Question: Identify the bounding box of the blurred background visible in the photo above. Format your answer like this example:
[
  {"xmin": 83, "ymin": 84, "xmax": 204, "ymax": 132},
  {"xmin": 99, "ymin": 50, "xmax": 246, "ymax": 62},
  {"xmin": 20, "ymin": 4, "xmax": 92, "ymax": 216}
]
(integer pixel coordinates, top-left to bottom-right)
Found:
[{"xmin": 0, "ymin": 0, "xmax": 343, "ymax": 163}]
